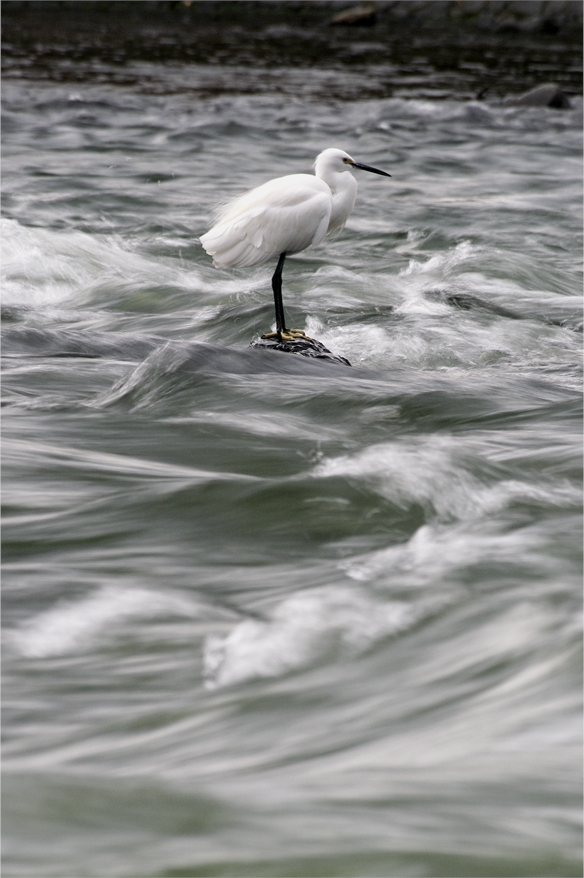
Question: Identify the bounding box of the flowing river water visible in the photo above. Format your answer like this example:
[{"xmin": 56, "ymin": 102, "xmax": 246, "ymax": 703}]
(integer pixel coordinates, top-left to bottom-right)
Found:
[{"xmin": 2, "ymin": 8, "xmax": 583, "ymax": 877}]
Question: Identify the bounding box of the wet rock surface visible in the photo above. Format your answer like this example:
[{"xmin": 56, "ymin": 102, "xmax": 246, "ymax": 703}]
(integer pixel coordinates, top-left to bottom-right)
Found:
[{"xmin": 251, "ymin": 333, "xmax": 352, "ymax": 366}]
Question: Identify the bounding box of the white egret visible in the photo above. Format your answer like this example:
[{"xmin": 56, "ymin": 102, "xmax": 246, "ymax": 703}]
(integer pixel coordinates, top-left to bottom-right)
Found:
[{"xmin": 200, "ymin": 148, "xmax": 390, "ymax": 342}]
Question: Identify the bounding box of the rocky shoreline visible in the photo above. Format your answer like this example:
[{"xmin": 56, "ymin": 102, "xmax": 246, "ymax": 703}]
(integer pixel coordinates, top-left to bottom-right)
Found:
[{"xmin": 2, "ymin": 1, "xmax": 582, "ymax": 99}]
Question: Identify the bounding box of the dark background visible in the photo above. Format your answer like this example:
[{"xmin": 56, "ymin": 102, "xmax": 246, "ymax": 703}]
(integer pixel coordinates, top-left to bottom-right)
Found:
[{"xmin": 2, "ymin": 0, "xmax": 582, "ymax": 100}]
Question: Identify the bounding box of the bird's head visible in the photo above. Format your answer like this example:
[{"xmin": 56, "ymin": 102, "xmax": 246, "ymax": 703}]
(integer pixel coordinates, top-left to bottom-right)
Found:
[{"xmin": 314, "ymin": 148, "xmax": 390, "ymax": 178}]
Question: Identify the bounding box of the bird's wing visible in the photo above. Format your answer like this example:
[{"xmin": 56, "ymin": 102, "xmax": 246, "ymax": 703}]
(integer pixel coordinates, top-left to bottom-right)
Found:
[{"xmin": 200, "ymin": 175, "xmax": 332, "ymax": 268}]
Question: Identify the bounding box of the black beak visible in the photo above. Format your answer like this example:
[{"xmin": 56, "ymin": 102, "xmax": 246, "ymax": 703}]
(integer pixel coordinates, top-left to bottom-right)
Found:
[{"xmin": 351, "ymin": 161, "xmax": 391, "ymax": 177}]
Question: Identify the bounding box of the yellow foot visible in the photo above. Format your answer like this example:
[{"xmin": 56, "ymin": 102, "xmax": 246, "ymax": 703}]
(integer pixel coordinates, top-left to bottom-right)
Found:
[{"xmin": 260, "ymin": 329, "xmax": 313, "ymax": 342}]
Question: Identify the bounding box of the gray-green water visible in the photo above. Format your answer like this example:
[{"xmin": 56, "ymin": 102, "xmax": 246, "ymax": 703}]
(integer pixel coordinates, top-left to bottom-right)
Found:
[{"xmin": 2, "ymin": 28, "xmax": 583, "ymax": 878}]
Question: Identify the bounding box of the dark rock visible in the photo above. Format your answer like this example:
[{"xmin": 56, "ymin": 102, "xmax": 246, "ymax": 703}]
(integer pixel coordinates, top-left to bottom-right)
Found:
[
  {"xmin": 504, "ymin": 82, "xmax": 572, "ymax": 108},
  {"xmin": 251, "ymin": 334, "xmax": 351, "ymax": 366}
]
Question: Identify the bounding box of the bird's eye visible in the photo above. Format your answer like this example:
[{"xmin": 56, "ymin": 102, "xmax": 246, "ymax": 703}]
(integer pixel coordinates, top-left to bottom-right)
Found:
[{"xmin": 342, "ymin": 158, "xmax": 350, "ymax": 163}]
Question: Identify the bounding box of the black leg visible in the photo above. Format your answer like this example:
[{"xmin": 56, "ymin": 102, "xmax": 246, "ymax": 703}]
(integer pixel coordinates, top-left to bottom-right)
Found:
[
  {"xmin": 261, "ymin": 252, "xmax": 310, "ymax": 342},
  {"xmin": 272, "ymin": 252, "xmax": 287, "ymax": 338}
]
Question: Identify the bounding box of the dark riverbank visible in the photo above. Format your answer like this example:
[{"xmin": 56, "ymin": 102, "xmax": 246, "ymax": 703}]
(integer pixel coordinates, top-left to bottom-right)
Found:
[{"xmin": 2, "ymin": 1, "xmax": 582, "ymax": 100}]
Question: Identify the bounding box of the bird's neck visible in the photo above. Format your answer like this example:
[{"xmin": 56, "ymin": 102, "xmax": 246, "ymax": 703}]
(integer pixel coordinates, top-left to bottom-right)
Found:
[
  {"xmin": 326, "ymin": 172, "xmax": 357, "ymax": 234},
  {"xmin": 321, "ymin": 169, "xmax": 345, "ymax": 195}
]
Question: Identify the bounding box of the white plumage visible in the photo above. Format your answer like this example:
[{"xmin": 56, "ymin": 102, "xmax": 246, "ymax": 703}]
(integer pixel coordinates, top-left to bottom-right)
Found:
[
  {"xmin": 200, "ymin": 175, "xmax": 331, "ymax": 268},
  {"xmin": 200, "ymin": 147, "xmax": 390, "ymax": 340}
]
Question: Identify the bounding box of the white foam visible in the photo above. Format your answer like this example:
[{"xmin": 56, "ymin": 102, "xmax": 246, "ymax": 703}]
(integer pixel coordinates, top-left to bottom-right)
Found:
[
  {"xmin": 12, "ymin": 586, "xmax": 199, "ymax": 659},
  {"xmin": 1, "ymin": 218, "xmax": 150, "ymax": 308},
  {"xmin": 305, "ymin": 241, "xmax": 581, "ymax": 370},
  {"xmin": 311, "ymin": 437, "xmax": 581, "ymax": 523},
  {"xmin": 400, "ymin": 239, "xmax": 479, "ymax": 279},
  {"xmin": 204, "ymin": 587, "xmax": 412, "ymax": 688},
  {"xmin": 311, "ymin": 436, "xmax": 481, "ymax": 521},
  {"xmin": 341, "ymin": 520, "xmax": 565, "ymax": 587},
  {"xmin": 0, "ymin": 217, "xmax": 286, "ymax": 312}
]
